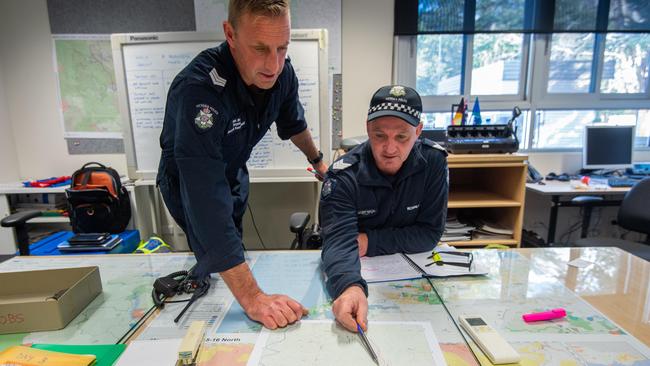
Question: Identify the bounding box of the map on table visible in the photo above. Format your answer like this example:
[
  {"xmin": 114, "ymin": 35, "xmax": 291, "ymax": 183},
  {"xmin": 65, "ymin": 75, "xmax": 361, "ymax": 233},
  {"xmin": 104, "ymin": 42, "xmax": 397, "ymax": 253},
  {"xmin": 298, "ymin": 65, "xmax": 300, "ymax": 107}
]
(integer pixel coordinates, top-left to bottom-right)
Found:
[
  {"xmin": 0, "ymin": 254, "xmax": 195, "ymax": 349},
  {"xmin": 248, "ymin": 320, "xmax": 446, "ymax": 366}
]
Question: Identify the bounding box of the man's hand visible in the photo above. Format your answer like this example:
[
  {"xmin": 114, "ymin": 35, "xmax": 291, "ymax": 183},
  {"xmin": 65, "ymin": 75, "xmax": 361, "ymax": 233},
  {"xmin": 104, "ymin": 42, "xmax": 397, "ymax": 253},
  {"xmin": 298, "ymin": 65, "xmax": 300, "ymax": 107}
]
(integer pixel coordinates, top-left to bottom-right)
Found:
[
  {"xmin": 312, "ymin": 160, "xmax": 328, "ymax": 181},
  {"xmin": 241, "ymin": 292, "xmax": 308, "ymax": 329},
  {"xmin": 221, "ymin": 262, "xmax": 307, "ymax": 329},
  {"xmin": 332, "ymin": 285, "xmax": 368, "ymax": 332},
  {"xmin": 357, "ymin": 233, "xmax": 368, "ymax": 257}
]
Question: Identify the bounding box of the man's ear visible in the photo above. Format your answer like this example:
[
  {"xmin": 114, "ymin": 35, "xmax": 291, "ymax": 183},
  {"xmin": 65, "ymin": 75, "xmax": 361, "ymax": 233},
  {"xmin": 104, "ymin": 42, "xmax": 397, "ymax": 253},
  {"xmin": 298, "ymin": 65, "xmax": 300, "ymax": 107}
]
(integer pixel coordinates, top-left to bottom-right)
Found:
[
  {"xmin": 415, "ymin": 122, "xmax": 423, "ymax": 137},
  {"xmin": 223, "ymin": 21, "xmax": 235, "ymax": 48}
]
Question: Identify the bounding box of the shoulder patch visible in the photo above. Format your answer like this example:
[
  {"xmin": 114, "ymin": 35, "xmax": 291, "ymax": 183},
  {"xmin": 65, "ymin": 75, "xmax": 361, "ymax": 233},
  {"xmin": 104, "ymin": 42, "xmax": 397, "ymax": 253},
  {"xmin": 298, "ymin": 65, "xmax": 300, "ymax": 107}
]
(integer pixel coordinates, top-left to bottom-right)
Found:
[
  {"xmin": 194, "ymin": 104, "xmax": 219, "ymax": 130},
  {"xmin": 209, "ymin": 68, "xmax": 226, "ymax": 87},
  {"xmin": 422, "ymin": 138, "xmax": 448, "ymax": 156},
  {"xmin": 321, "ymin": 178, "xmax": 337, "ymax": 200}
]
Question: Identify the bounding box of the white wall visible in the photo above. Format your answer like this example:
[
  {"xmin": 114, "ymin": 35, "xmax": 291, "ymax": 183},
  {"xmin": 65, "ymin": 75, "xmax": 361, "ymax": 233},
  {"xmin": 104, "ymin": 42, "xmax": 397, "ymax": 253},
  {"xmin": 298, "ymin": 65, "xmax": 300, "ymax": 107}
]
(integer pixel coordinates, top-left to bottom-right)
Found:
[
  {"xmin": 0, "ymin": 59, "xmax": 19, "ymax": 183},
  {"xmin": 0, "ymin": 0, "xmax": 127, "ymax": 180},
  {"xmin": 341, "ymin": 0, "xmax": 394, "ymax": 138}
]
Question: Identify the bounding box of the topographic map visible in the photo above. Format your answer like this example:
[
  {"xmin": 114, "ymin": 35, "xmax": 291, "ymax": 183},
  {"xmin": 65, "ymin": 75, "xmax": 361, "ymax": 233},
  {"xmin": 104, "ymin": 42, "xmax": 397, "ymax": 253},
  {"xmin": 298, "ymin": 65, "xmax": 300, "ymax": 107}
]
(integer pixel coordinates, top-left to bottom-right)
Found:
[{"xmin": 53, "ymin": 35, "xmax": 122, "ymax": 138}]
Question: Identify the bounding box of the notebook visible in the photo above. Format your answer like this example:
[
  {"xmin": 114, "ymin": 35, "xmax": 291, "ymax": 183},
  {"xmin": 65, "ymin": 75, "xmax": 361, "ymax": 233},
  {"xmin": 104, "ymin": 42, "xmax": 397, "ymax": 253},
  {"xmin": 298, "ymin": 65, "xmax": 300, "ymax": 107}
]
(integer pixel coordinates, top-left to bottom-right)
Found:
[{"xmin": 360, "ymin": 247, "xmax": 489, "ymax": 283}]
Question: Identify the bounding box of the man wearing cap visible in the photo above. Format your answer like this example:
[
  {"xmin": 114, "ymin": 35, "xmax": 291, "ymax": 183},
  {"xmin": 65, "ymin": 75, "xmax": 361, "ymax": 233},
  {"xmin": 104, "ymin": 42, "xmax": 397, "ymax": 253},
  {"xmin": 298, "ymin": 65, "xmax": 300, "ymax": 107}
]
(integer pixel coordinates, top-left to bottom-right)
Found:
[{"xmin": 320, "ymin": 85, "xmax": 448, "ymax": 332}]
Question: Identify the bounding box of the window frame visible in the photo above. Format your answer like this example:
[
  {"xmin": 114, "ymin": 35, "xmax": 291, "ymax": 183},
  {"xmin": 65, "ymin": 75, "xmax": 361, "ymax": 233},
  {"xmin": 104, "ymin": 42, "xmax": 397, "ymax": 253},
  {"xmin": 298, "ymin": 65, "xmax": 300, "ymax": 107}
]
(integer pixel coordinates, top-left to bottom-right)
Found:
[{"xmin": 394, "ymin": 32, "xmax": 650, "ymax": 152}]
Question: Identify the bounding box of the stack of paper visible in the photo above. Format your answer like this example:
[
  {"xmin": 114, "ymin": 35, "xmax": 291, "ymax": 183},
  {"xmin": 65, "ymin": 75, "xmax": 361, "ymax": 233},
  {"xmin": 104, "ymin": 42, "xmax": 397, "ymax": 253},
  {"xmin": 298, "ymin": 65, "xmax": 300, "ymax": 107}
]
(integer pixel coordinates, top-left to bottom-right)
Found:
[
  {"xmin": 472, "ymin": 220, "xmax": 513, "ymax": 240},
  {"xmin": 441, "ymin": 217, "xmax": 475, "ymax": 242}
]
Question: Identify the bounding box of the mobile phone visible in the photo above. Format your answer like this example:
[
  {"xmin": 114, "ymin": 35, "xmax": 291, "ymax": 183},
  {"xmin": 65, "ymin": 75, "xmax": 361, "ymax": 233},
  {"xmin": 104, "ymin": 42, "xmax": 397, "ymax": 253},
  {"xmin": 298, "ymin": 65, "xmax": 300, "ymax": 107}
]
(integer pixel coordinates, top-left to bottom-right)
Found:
[{"xmin": 68, "ymin": 233, "xmax": 111, "ymax": 245}]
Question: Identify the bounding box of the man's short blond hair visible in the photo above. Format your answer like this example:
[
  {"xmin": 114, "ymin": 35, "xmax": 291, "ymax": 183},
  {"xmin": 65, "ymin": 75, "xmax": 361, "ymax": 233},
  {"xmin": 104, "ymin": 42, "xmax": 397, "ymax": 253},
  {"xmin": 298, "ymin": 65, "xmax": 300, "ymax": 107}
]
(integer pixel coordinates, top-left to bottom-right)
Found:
[{"xmin": 228, "ymin": 0, "xmax": 290, "ymax": 28}]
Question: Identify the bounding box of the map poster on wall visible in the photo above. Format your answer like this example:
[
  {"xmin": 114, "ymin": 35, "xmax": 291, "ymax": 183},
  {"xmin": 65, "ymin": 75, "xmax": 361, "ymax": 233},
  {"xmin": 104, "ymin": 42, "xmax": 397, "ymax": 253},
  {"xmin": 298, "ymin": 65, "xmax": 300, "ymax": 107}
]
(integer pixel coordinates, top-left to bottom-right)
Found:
[{"xmin": 53, "ymin": 34, "xmax": 123, "ymax": 139}]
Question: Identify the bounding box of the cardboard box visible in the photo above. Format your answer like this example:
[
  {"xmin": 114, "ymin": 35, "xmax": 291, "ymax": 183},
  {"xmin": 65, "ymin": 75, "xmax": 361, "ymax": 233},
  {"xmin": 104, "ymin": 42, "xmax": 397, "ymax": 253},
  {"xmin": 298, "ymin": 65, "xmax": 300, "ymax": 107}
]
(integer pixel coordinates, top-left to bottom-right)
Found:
[{"xmin": 0, "ymin": 266, "xmax": 102, "ymax": 334}]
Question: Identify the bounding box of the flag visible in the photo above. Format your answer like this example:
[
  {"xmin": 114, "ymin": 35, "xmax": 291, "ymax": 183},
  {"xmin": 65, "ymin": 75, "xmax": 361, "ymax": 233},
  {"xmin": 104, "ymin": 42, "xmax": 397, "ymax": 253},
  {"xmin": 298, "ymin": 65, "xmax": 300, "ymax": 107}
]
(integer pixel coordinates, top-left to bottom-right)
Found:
[
  {"xmin": 471, "ymin": 97, "xmax": 482, "ymax": 125},
  {"xmin": 452, "ymin": 97, "xmax": 465, "ymax": 126}
]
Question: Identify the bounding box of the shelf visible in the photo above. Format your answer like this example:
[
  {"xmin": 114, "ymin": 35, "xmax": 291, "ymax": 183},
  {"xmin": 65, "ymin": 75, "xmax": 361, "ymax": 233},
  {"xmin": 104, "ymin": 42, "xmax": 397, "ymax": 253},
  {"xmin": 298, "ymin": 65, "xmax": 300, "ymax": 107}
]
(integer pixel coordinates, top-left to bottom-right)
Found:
[
  {"xmin": 448, "ymin": 191, "xmax": 521, "ymax": 208},
  {"xmin": 444, "ymin": 239, "xmax": 519, "ymax": 247}
]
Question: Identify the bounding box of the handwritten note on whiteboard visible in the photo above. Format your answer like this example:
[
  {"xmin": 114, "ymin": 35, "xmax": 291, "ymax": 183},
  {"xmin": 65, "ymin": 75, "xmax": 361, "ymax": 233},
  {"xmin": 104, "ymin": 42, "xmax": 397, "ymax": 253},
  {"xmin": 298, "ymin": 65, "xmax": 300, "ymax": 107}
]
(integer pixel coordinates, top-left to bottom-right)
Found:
[{"xmin": 121, "ymin": 39, "xmax": 322, "ymax": 175}]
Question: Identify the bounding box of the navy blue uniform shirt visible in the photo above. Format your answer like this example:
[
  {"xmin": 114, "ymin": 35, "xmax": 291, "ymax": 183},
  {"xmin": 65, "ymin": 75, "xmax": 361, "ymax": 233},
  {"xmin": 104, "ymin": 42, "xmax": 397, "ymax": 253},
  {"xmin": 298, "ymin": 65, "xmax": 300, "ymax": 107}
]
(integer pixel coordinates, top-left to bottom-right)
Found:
[
  {"xmin": 157, "ymin": 42, "xmax": 307, "ymax": 279},
  {"xmin": 320, "ymin": 139, "xmax": 448, "ymax": 299}
]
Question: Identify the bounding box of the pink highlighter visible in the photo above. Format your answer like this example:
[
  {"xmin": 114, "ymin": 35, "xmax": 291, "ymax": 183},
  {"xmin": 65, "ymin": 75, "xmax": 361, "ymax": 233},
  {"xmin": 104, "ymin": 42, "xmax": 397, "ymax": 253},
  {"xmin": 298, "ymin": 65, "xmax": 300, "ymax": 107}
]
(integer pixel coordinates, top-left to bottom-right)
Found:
[{"xmin": 522, "ymin": 308, "xmax": 567, "ymax": 322}]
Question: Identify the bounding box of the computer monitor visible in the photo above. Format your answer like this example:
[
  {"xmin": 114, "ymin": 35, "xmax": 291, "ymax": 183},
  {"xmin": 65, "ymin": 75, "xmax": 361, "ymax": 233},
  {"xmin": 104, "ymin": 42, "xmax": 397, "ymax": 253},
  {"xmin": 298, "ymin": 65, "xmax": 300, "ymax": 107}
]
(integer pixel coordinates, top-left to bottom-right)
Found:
[{"xmin": 583, "ymin": 125, "xmax": 635, "ymax": 170}]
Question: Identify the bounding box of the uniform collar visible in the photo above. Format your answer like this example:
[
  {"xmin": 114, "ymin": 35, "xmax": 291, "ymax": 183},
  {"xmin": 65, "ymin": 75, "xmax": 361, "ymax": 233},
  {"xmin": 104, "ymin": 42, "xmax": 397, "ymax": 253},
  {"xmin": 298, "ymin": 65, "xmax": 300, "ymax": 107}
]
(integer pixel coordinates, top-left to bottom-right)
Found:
[
  {"xmin": 219, "ymin": 42, "xmax": 283, "ymax": 107},
  {"xmin": 357, "ymin": 141, "xmax": 426, "ymax": 187}
]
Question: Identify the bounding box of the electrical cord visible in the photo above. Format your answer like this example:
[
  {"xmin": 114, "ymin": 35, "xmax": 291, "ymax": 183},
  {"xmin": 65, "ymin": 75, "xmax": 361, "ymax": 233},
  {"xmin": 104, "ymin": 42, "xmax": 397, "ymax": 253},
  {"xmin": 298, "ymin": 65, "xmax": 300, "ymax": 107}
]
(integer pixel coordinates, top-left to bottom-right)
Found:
[{"xmin": 247, "ymin": 202, "xmax": 267, "ymax": 249}]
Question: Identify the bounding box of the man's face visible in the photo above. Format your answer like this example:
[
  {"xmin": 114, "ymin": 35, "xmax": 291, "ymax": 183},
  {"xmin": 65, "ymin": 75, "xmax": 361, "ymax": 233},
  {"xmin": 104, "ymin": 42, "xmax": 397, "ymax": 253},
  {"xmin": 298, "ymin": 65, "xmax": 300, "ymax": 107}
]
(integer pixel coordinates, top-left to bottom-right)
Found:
[
  {"xmin": 367, "ymin": 116, "xmax": 423, "ymax": 176},
  {"xmin": 224, "ymin": 11, "xmax": 291, "ymax": 89}
]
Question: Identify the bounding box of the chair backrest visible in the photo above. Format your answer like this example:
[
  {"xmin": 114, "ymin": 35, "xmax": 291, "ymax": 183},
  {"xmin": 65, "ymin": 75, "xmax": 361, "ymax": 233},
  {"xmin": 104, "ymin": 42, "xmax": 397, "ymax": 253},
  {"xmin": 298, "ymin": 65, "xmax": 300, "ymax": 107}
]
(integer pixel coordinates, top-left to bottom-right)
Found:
[{"xmin": 618, "ymin": 177, "xmax": 650, "ymax": 235}]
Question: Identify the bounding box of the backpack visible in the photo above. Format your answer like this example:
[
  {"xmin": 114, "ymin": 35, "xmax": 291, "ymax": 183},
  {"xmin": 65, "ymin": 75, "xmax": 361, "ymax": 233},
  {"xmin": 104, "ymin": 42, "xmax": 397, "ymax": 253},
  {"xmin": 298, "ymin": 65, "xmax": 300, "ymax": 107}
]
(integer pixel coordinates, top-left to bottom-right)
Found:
[{"xmin": 65, "ymin": 162, "xmax": 131, "ymax": 233}]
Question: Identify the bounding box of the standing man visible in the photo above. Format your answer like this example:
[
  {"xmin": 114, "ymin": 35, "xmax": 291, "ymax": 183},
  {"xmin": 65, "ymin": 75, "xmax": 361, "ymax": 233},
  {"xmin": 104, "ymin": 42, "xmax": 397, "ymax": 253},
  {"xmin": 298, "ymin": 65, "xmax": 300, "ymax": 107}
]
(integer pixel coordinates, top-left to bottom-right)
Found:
[
  {"xmin": 157, "ymin": 0, "xmax": 327, "ymax": 329},
  {"xmin": 320, "ymin": 85, "xmax": 448, "ymax": 332}
]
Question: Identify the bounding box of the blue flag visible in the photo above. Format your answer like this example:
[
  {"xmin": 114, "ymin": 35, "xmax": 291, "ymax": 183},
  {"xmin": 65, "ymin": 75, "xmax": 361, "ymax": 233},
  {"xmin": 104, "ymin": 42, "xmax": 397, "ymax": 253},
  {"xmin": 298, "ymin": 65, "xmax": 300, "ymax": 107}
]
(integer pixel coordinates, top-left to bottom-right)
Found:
[{"xmin": 471, "ymin": 98, "xmax": 482, "ymax": 125}]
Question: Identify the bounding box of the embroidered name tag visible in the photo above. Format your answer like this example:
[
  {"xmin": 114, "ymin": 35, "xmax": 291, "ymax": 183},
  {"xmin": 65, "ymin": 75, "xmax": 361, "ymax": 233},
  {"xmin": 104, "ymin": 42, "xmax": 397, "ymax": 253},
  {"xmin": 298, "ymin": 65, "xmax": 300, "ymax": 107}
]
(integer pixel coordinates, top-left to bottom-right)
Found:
[
  {"xmin": 227, "ymin": 117, "xmax": 246, "ymax": 134},
  {"xmin": 357, "ymin": 209, "xmax": 377, "ymax": 216},
  {"xmin": 406, "ymin": 204, "xmax": 420, "ymax": 211}
]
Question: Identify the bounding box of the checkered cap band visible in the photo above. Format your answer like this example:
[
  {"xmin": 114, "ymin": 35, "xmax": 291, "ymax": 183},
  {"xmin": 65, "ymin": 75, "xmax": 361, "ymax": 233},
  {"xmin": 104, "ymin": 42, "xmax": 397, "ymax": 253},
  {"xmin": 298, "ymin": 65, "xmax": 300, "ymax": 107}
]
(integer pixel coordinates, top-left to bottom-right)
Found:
[{"xmin": 367, "ymin": 102, "xmax": 421, "ymax": 119}]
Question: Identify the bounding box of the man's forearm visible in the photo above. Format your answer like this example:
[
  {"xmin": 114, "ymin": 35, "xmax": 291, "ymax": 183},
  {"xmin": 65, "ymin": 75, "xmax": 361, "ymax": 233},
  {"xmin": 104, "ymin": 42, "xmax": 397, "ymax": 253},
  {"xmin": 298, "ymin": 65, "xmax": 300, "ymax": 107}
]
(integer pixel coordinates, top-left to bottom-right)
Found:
[
  {"xmin": 290, "ymin": 128, "xmax": 320, "ymax": 161},
  {"xmin": 220, "ymin": 262, "xmax": 263, "ymax": 310}
]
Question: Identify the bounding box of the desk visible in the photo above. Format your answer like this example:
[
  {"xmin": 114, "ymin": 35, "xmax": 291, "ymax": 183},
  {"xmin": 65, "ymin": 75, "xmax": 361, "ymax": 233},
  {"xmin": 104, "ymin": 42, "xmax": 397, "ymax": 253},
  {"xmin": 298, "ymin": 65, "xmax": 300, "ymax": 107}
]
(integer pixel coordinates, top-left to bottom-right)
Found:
[
  {"xmin": 1, "ymin": 248, "xmax": 648, "ymax": 365},
  {"xmin": 526, "ymin": 181, "xmax": 630, "ymax": 244}
]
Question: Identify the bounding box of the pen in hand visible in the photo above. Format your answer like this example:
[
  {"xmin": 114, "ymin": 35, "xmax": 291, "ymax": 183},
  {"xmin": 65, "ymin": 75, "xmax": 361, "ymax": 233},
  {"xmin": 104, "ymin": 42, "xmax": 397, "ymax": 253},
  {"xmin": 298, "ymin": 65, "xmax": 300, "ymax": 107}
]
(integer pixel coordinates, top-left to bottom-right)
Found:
[{"xmin": 356, "ymin": 321, "xmax": 379, "ymax": 365}]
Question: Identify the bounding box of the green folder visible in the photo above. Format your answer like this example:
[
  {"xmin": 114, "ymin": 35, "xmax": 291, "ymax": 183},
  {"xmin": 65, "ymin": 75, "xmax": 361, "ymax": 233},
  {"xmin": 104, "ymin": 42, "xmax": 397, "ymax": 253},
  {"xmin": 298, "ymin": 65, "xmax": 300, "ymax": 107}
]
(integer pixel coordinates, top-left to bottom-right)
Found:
[{"xmin": 31, "ymin": 344, "xmax": 127, "ymax": 366}]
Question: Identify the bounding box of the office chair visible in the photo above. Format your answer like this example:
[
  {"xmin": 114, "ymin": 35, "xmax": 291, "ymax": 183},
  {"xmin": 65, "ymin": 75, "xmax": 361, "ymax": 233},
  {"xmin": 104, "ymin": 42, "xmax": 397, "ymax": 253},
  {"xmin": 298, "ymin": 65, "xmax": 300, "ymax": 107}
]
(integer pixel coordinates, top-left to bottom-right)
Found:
[
  {"xmin": 1, "ymin": 210, "xmax": 43, "ymax": 256},
  {"xmin": 572, "ymin": 178, "xmax": 650, "ymax": 261},
  {"xmin": 288, "ymin": 212, "xmax": 322, "ymax": 250},
  {"xmin": 286, "ymin": 138, "xmax": 366, "ymax": 250}
]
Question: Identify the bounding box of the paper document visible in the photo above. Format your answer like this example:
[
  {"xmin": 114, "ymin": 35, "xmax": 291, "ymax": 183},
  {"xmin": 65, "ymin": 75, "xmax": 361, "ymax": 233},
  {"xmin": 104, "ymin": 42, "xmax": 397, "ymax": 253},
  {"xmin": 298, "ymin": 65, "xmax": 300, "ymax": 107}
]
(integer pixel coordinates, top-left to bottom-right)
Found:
[
  {"xmin": 114, "ymin": 339, "xmax": 182, "ymax": 366},
  {"xmin": 360, "ymin": 253, "xmax": 421, "ymax": 283},
  {"xmin": 247, "ymin": 320, "xmax": 447, "ymax": 366},
  {"xmin": 0, "ymin": 346, "xmax": 96, "ymax": 366},
  {"xmin": 360, "ymin": 247, "xmax": 488, "ymax": 283}
]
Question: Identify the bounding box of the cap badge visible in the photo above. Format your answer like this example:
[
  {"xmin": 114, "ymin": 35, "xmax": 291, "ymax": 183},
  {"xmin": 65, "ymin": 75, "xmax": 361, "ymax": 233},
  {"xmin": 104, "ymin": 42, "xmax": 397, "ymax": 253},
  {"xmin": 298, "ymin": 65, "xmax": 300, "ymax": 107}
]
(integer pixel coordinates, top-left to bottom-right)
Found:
[{"xmin": 389, "ymin": 86, "xmax": 406, "ymax": 98}]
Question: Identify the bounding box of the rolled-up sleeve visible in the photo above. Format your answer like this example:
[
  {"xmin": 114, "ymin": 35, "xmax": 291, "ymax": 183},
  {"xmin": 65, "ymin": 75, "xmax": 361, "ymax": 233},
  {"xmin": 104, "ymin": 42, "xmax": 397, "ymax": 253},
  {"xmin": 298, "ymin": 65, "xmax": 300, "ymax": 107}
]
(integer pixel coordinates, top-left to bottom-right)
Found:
[{"xmin": 173, "ymin": 84, "xmax": 245, "ymax": 273}]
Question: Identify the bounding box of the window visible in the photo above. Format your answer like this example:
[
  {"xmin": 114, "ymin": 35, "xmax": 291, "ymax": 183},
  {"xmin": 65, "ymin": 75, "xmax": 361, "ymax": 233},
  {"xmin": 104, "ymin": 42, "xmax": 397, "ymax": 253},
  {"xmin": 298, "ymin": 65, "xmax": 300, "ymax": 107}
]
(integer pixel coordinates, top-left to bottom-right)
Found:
[
  {"xmin": 601, "ymin": 33, "xmax": 650, "ymax": 94},
  {"xmin": 471, "ymin": 33, "xmax": 524, "ymax": 95},
  {"xmin": 547, "ymin": 34, "xmax": 595, "ymax": 93},
  {"xmin": 416, "ymin": 35, "xmax": 464, "ymax": 96},
  {"xmin": 532, "ymin": 110, "xmax": 650, "ymax": 149},
  {"xmin": 396, "ymin": 0, "xmax": 650, "ymax": 151}
]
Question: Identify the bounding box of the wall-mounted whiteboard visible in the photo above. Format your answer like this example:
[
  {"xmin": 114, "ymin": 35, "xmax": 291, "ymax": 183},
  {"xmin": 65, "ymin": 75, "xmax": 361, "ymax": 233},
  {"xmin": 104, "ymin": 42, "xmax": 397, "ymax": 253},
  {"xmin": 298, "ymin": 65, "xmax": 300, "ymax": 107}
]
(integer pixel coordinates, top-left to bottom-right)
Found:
[{"xmin": 111, "ymin": 30, "xmax": 330, "ymax": 182}]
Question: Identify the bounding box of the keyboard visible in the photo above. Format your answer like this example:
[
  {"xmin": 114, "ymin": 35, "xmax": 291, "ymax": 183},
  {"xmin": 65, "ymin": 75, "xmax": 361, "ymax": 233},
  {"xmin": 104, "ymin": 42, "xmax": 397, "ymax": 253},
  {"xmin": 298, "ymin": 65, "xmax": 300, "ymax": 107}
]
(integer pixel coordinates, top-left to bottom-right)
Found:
[{"xmin": 607, "ymin": 177, "xmax": 639, "ymax": 188}]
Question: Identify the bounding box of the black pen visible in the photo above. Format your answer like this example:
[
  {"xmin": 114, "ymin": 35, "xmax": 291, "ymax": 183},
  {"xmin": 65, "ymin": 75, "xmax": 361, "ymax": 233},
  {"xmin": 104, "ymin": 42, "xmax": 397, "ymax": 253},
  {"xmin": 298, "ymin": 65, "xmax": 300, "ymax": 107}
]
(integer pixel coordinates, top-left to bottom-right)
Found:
[{"xmin": 356, "ymin": 321, "xmax": 379, "ymax": 365}]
